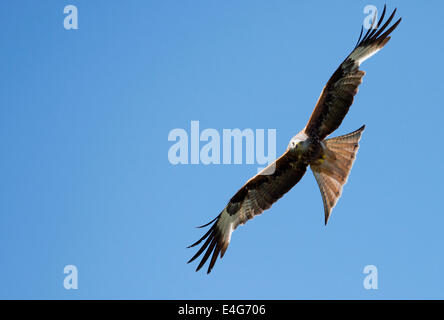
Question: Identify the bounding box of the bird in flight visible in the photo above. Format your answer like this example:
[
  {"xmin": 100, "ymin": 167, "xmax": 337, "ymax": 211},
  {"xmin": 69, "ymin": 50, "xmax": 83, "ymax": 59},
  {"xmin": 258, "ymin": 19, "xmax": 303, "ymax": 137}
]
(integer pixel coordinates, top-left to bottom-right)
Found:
[{"xmin": 188, "ymin": 5, "xmax": 401, "ymax": 274}]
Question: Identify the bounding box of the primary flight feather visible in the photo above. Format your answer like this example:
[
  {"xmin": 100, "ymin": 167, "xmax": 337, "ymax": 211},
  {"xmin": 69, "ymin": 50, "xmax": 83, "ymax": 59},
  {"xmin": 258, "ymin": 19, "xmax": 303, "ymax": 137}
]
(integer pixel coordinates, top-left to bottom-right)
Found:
[{"xmin": 188, "ymin": 5, "xmax": 401, "ymax": 274}]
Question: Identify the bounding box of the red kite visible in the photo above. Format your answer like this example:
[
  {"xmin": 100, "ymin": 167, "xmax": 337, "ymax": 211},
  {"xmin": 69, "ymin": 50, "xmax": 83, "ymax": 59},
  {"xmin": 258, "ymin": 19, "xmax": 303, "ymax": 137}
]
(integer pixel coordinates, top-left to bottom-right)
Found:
[{"xmin": 188, "ymin": 5, "xmax": 401, "ymax": 273}]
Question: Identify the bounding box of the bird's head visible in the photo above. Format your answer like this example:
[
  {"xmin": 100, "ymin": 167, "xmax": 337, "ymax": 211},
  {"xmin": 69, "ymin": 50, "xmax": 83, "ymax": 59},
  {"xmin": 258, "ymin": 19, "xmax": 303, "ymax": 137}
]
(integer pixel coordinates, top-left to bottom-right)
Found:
[{"xmin": 287, "ymin": 131, "xmax": 308, "ymax": 151}]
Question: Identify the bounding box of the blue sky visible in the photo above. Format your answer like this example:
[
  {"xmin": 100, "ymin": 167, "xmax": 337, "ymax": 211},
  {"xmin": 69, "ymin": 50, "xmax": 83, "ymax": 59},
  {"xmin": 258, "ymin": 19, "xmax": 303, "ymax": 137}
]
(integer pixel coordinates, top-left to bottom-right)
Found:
[{"xmin": 1, "ymin": 1, "xmax": 443, "ymax": 299}]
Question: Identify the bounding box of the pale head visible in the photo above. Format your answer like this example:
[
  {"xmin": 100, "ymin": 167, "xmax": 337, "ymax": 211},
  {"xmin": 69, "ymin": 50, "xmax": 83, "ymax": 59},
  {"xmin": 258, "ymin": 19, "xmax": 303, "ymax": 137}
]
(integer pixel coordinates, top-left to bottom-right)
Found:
[{"xmin": 287, "ymin": 131, "xmax": 309, "ymax": 150}]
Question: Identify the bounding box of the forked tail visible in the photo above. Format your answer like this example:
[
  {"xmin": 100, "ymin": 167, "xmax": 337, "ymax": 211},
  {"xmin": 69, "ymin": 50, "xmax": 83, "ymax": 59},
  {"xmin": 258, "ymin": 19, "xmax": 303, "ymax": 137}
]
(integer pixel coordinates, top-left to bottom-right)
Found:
[{"xmin": 311, "ymin": 125, "xmax": 365, "ymax": 224}]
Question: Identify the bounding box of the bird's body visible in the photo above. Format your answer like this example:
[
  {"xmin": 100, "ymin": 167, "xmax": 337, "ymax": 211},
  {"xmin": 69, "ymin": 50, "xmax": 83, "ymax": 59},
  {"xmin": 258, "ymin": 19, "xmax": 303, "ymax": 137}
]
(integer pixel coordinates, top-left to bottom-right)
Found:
[
  {"xmin": 188, "ymin": 5, "xmax": 401, "ymax": 274},
  {"xmin": 288, "ymin": 131, "xmax": 322, "ymax": 164}
]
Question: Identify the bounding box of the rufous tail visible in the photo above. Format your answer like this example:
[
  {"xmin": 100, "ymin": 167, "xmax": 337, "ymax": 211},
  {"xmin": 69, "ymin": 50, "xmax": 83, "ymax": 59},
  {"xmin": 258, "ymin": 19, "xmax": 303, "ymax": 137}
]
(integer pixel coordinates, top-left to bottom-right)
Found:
[{"xmin": 311, "ymin": 125, "xmax": 365, "ymax": 225}]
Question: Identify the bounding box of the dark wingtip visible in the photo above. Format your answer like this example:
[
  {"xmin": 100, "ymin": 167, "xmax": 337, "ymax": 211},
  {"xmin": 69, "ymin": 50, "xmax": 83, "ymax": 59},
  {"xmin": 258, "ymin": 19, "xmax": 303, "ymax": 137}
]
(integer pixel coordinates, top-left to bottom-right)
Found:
[
  {"xmin": 355, "ymin": 5, "xmax": 401, "ymax": 50},
  {"xmin": 354, "ymin": 25, "xmax": 364, "ymax": 49},
  {"xmin": 188, "ymin": 214, "xmax": 223, "ymax": 274},
  {"xmin": 196, "ymin": 215, "xmax": 219, "ymax": 228}
]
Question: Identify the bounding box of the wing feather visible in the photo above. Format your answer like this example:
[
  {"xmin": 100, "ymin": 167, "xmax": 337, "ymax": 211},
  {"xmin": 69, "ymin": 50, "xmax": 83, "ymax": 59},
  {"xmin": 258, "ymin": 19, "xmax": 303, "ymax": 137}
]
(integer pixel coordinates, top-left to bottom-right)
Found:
[
  {"xmin": 188, "ymin": 150, "xmax": 307, "ymax": 273},
  {"xmin": 304, "ymin": 5, "xmax": 401, "ymax": 140}
]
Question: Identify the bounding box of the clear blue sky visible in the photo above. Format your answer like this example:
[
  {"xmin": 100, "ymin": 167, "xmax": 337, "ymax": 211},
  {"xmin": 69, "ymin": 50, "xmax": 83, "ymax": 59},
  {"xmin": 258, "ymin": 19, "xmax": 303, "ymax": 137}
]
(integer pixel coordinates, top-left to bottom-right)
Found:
[{"xmin": 1, "ymin": 0, "xmax": 443, "ymax": 299}]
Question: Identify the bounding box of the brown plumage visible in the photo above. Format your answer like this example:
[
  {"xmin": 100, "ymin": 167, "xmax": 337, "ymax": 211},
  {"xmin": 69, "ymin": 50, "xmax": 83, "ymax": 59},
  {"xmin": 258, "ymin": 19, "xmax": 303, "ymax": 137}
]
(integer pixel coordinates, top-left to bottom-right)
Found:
[
  {"xmin": 305, "ymin": 6, "xmax": 401, "ymax": 140},
  {"xmin": 188, "ymin": 151, "xmax": 307, "ymax": 273},
  {"xmin": 311, "ymin": 125, "xmax": 365, "ymax": 224},
  {"xmin": 188, "ymin": 5, "xmax": 401, "ymax": 274}
]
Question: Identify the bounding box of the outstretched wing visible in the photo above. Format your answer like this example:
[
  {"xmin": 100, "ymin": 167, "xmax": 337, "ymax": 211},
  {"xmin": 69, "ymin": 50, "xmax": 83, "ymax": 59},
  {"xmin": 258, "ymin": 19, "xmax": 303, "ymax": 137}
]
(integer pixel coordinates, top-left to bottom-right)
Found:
[
  {"xmin": 188, "ymin": 151, "xmax": 307, "ymax": 274},
  {"xmin": 304, "ymin": 5, "xmax": 401, "ymax": 140}
]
